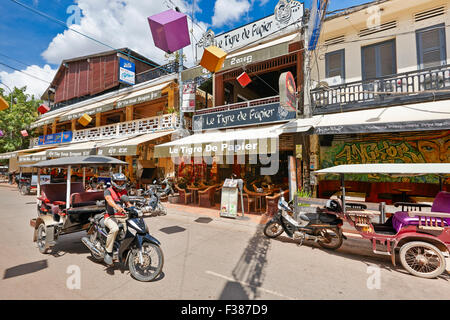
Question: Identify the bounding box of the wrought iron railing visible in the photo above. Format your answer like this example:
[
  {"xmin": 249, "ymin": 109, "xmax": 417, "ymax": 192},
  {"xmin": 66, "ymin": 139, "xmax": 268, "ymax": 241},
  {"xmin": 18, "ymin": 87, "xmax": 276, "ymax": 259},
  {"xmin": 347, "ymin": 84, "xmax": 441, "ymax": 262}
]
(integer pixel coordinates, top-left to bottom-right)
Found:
[
  {"xmin": 311, "ymin": 64, "xmax": 450, "ymax": 114},
  {"xmin": 135, "ymin": 61, "xmax": 178, "ymax": 84}
]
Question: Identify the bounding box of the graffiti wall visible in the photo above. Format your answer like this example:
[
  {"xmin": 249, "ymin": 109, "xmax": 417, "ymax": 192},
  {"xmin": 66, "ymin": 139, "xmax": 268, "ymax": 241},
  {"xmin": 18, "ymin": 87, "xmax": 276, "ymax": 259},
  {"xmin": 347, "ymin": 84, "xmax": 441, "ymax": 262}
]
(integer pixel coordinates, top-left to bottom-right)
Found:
[{"xmin": 320, "ymin": 130, "xmax": 450, "ymax": 183}]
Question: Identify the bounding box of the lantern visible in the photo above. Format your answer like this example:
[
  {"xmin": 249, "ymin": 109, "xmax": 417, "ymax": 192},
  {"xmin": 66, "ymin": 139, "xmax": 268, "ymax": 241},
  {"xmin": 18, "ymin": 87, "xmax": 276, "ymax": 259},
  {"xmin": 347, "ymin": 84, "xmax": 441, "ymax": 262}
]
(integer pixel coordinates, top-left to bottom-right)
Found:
[
  {"xmin": 148, "ymin": 9, "xmax": 191, "ymax": 54},
  {"xmin": 21, "ymin": 130, "xmax": 28, "ymax": 137},
  {"xmin": 237, "ymin": 71, "xmax": 252, "ymax": 88},
  {"xmin": 0, "ymin": 96, "xmax": 8, "ymax": 111},
  {"xmin": 78, "ymin": 113, "xmax": 92, "ymax": 127},
  {"xmin": 38, "ymin": 104, "xmax": 50, "ymax": 114},
  {"xmin": 199, "ymin": 46, "xmax": 227, "ymax": 73}
]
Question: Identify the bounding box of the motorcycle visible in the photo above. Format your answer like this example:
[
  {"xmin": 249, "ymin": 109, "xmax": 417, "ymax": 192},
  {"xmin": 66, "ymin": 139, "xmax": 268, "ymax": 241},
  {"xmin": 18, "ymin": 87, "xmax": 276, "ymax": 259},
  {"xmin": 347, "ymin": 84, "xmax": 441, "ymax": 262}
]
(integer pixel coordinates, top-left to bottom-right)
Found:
[
  {"xmin": 263, "ymin": 193, "xmax": 345, "ymax": 250},
  {"xmin": 81, "ymin": 195, "xmax": 164, "ymax": 282},
  {"xmin": 129, "ymin": 185, "xmax": 167, "ymax": 216}
]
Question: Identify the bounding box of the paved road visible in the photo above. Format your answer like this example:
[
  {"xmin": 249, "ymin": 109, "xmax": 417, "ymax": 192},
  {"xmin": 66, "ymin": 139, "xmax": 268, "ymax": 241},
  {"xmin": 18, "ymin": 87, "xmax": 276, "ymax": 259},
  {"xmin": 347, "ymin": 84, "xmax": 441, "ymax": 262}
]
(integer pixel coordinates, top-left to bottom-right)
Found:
[{"xmin": 0, "ymin": 184, "xmax": 449, "ymax": 300}]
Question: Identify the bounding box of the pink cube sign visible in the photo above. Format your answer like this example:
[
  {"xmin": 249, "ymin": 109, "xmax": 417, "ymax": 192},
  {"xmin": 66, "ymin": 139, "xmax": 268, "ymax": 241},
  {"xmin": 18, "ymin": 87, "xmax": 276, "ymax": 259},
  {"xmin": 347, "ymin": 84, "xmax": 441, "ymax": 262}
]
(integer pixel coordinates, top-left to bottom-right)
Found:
[{"xmin": 148, "ymin": 9, "xmax": 190, "ymax": 53}]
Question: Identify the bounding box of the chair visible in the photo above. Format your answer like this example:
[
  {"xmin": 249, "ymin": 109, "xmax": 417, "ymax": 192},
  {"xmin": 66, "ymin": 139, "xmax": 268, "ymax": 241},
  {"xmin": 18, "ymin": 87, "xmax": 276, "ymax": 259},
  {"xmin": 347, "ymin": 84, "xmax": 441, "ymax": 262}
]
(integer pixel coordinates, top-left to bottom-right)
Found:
[
  {"xmin": 214, "ymin": 185, "xmax": 223, "ymax": 204},
  {"xmin": 265, "ymin": 190, "xmax": 289, "ymax": 216},
  {"xmin": 198, "ymin": 186, "xmax": 216, "ymax": 207},
  {"xmin": 392, "ymin": 191, "xmax": 450, "ymax": 232},
  {"xmin": 175, "ymin": 184, "xmax": 192, "ymax": 204},
  {"xmin": 237, "ymin": 193, "xmax": 256, "ymax": 213}
]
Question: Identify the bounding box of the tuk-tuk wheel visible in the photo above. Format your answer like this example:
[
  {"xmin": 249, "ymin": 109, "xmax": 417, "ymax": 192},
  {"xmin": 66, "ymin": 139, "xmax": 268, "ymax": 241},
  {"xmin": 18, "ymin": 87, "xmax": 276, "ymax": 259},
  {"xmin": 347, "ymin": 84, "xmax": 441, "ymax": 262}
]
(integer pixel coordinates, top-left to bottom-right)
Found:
[
  {"xmin": 399, "ymin": 241, "xmax": 446, "ymax": 279},
  {"xmin": 36, "ymin": 224, "xmax": 50, "ymax": 254}
]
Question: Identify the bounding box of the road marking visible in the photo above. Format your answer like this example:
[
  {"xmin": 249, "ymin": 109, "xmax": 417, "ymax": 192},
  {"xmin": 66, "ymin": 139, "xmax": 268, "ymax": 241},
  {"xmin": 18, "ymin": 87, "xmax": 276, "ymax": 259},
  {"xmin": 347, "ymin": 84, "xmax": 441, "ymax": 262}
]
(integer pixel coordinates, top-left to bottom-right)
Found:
[{"xmin": 205, "ymin": 270, "xmax": 295, "ymax": 300}]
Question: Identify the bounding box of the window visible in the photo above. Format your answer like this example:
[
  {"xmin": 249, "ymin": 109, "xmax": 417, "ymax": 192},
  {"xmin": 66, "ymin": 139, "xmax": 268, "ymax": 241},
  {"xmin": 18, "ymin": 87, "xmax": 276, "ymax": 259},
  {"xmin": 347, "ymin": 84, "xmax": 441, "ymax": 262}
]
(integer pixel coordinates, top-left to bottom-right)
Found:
[
  {"xmin": 325, "ymin": 49, "xmax": 345, "ymax": 80},
  {"xmin": 361, "ymin": 40, "xmax": 396, "ymax": 80},
  {"xmin": 416, "ymin": 23, "xmax": 447, "ymax": 69}
]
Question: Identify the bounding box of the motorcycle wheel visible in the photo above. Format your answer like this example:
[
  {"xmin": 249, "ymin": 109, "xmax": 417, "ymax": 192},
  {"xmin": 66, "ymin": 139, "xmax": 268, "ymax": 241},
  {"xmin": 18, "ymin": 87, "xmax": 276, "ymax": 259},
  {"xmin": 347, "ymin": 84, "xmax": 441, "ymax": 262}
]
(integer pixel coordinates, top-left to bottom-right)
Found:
[
  {"xmin": 317, "ymin": 228, "xmax": 343, "ymax": 250},
  {"xmin": 399, "ymin": 241, "xmax": 446, "ymax": 279},
  {"xmin": 158, "ymin": 203, "xmax": 167, "ymax": 216},
  {"xmin": 128, "ymin": 242, "xmax": 164, "ymax": 282},
  {"xmin": 263, "ymin": 220, "xmax": 284, "ymax": 238}
]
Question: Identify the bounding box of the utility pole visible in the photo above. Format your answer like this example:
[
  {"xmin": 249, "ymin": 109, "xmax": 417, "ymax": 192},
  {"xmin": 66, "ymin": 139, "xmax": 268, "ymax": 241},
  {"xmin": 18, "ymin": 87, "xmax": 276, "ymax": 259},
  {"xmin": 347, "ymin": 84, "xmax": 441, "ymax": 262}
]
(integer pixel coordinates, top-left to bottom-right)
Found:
[{"xmin": 178, "ymin": 47, "xmax": 184, "ymax": 130}]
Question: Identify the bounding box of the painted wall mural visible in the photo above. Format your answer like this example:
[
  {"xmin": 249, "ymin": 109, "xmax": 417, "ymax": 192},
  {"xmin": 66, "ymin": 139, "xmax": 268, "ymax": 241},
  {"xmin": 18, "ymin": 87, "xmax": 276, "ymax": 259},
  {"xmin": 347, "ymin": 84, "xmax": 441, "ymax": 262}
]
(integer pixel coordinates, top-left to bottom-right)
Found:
[{"xmin": 320, "ymin": 130, "xmax": 450, "ymax": 183}]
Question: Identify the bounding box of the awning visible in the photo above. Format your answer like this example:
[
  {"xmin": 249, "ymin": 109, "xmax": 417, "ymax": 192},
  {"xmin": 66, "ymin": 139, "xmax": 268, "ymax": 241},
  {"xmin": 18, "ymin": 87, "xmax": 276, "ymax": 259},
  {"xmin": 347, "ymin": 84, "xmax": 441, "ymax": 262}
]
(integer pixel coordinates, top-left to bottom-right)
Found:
[
  {"xmin": 31, "ymin": 156, "xmax": 127, "ymax": 168},
  {"xmin": 315, "ymin": 163, "xmax": 450, "ymax": 176},
  {"xmin": 30, "ymin": 109, "xmax": 70, "ymax": 129},
  {"xmin": 59, "ymin": 96, "xmax": 119, "ymax": 122},
  {"xmin": 18, "ymin": 150, "xmax": 48, "ymax": 163},
  {"xmin": 0, "ymin": 146, "xmax": 54, "ymax": 160},
  {"xmin": 46, "ymin": 141, "xmax": 99, "ymax": 158},
  {"xmin": 97, "ymin": 131, "xmax": 174, "ymax": 156},
  {"xmin": 115, "ymin": 81, "xmax": 171, "ymax": 109},
  {"xmin": 154, "ymin": 124, "xmax": 284, "ymax": 158},
  {"xmin": 311, "ymin": 101, "xmax": 450, "ymax": 135}
]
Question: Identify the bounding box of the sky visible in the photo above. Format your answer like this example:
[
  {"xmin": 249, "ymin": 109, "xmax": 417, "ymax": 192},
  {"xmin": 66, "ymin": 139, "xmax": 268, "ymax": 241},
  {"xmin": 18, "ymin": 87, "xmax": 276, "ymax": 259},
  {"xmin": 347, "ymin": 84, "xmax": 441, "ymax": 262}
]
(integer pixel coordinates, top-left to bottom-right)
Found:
[{"xmin": 0, "ymin": 0, "xmax": 370, "ymax": 98}]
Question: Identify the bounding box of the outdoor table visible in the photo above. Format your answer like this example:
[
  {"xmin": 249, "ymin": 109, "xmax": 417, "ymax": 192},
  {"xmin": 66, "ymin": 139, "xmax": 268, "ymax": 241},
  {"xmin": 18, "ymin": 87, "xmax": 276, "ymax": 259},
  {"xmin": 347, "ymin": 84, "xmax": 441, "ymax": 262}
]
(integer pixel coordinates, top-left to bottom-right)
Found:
[
  {"xmin": 332, "ymin": 191, "xmax": 366, "ymax": 202},
  {"xmin": 409, "ymin": 196, "xmax": 434, "ymax": 206},
  {"xmin": 393, "ymin": 188, "xmax": 413, "ymax": 202},
  {"xmin": 187, "ymin": 186, "xmax": 206, "ymax": 204}
]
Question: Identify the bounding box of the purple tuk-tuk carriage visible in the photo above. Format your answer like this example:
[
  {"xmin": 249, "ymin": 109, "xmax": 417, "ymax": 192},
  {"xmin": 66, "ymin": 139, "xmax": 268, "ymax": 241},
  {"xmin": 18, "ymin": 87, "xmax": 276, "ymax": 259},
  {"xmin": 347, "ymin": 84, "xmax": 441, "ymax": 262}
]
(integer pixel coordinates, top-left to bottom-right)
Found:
[{"xmin": 307, "ymin": 163, "xmax": 450, "ymax": 279}]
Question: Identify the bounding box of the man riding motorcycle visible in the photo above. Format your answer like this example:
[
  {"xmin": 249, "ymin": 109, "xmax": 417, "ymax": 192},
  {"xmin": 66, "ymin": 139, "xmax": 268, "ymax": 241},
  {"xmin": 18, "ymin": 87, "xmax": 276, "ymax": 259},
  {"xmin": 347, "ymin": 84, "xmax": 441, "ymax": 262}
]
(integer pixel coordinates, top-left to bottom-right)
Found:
[{"xmin": 103, "ymin": 173, "xmax": 131, "ymax": 265}]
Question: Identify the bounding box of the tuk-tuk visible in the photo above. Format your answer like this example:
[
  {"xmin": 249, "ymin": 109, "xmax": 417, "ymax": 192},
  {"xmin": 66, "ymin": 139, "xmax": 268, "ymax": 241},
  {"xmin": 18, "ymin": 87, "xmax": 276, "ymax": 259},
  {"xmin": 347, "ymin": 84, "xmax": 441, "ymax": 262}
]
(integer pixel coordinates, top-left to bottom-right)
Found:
[
  {"xmin": 303, "ymin": 163, "xmax": 450, "ymax": 279},
  {"xmin": 29, "ymin": 155, "xmax": 127, "ymax": 254}
]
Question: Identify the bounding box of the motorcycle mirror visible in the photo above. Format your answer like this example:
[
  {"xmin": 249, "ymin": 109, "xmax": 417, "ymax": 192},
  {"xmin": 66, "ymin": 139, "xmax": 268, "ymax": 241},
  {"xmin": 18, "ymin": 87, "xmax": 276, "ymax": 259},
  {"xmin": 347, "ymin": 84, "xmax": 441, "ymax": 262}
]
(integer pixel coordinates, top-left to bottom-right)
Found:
[{"xmin": 121, "ymin": 195, "xmax": 130, "ymax": 203}]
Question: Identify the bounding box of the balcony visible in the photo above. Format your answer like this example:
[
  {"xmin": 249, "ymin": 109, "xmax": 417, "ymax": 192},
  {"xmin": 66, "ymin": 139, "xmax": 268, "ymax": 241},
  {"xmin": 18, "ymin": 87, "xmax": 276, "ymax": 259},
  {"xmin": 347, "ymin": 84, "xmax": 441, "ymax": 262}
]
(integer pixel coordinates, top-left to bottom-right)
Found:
[
  {"xmin": 311, "ymin": 64, "xmax": 450, "ymax": 114},
  {"xmin": 195, "ymin": 95, "xmax": 281, "ymax": 115},
  {"xmin": 30, "ymin": 113, "xmax": 192, "ymax": 147}
]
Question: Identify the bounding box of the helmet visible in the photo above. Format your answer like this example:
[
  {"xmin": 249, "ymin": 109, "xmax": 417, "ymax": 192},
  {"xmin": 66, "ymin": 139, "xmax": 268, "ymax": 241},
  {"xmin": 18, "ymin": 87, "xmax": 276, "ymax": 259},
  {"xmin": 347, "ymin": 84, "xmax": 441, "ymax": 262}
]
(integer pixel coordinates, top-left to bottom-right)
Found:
[
  {"xmin": 326, "ymin": 199, "xmax": 341, "ymax": 212},
  {"xmin": 111, "ymin": 173, "xmax": 127, "ymax": 191}
]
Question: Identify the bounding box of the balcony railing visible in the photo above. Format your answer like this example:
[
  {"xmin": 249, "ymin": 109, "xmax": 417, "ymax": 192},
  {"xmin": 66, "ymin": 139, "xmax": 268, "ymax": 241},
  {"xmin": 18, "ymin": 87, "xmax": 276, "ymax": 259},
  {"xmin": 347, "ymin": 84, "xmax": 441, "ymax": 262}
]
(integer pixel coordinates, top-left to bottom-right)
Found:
[
  {"xmin": 29, "ymin": 113, "xmax": 192, "ymax": 147},
  {"xmin": 311, "ymin": 64, "xmax": 450, "ymax": 114},
  {"xmin": 195, "ymin": 95, "xmax": 281, "ymax": 115}
]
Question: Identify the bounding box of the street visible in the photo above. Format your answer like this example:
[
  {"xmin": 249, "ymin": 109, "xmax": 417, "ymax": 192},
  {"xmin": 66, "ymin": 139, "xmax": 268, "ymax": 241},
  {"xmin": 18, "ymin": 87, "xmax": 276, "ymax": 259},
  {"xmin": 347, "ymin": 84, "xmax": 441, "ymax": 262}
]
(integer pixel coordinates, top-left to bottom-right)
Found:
[{"xmin": 0, "ymin": 184, "xmax": 449, "ymax": 300}]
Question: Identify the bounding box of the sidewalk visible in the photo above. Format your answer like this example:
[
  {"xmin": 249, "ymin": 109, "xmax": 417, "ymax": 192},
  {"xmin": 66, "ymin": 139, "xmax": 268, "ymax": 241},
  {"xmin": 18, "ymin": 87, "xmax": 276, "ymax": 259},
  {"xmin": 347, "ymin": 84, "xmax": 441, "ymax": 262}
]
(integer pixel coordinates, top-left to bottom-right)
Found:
[
  {"xmin": 164, "ymin": 202, "xmax": 363, "ymax": 238},
  {"xmin": 0, "ymin": 183, "xmax": 18, "ymax": 189}
]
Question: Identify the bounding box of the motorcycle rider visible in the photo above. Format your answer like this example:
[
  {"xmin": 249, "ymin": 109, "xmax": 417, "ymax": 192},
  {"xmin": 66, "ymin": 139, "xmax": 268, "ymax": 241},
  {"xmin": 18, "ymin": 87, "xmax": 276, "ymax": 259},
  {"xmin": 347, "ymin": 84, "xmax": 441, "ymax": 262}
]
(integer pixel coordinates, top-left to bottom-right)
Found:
[{"xmin": 103, "ymin": 173, "xmax": 131, "ymax": 265}]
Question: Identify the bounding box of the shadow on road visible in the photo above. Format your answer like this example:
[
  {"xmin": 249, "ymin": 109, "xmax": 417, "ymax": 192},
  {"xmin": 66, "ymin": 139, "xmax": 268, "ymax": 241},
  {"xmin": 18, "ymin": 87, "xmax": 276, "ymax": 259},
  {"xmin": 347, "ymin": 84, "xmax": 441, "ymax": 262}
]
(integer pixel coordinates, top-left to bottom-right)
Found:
[
  {"xmin": 219, "ymin": 225, "xmax": 271, "ymax": 300},
  {"xmin": 3, "ymin": 259, "xmax": 48, "ymax": 279}
]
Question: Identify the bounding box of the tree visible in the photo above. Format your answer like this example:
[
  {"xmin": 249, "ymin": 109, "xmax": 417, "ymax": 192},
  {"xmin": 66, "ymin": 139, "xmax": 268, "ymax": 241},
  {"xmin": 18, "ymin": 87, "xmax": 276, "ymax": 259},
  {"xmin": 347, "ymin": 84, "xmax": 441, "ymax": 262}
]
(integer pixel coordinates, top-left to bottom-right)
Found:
[{"xmin": 0, "ymin": 86, "xmax": 40, "ymax": 155}]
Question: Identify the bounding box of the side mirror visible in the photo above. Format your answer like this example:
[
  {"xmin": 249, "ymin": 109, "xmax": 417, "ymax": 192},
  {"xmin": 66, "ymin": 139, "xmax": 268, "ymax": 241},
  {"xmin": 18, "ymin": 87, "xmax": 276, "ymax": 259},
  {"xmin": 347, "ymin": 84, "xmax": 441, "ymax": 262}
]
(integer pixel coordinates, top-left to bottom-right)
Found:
[{"xmin": 121, "ymin": 195, "xmax": 130, "ymax": 203}]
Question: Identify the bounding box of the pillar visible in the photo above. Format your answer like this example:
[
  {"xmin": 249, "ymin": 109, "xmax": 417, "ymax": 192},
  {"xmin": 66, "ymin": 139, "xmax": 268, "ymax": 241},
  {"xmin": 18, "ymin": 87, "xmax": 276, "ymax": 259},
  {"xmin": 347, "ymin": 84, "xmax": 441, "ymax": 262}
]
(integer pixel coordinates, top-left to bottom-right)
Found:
[
  {"xmin": 309, "ymin": 134, "xmax": 320, "ymax": 198},
  {"xmin": 43, "ymin": 124, "xmax": 48, "ymax": 136},
  {"xmin": 126, "ymin": 105, "xmax": 134, "ymax": 122},
  {"xmin": 52, "ymin": 120, "xmax": 57, "ymax": 134},
  {"xmin": 214, "ymin": 73, "xmax": 224, "ymax": 107},
  {"xmin": 96, "ymin": 113, "xmax": 101, "ymax": 127},
  {"xmin": 125, "ymin": 156, "xmax": 134, "ymax": 183},
  {"xmin": 71, "ymin": 119, "xmax": 76, "ymax": 132}
]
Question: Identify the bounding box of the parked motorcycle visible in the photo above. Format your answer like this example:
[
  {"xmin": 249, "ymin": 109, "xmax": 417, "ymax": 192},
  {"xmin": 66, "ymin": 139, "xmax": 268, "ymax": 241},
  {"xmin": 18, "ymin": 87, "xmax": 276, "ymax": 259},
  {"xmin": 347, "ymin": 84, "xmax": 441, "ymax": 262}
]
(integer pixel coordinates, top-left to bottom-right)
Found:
[
  {"xmin": 128, "ymin": 184, "xmax": 167, "ymax": 216},
  {"xmin": 263, "ymin": 193, "xmax": 345, "ymax": 250},
  {"xmin": 81, "ymin": 195, "xmax": 164, "ymax": 282}
]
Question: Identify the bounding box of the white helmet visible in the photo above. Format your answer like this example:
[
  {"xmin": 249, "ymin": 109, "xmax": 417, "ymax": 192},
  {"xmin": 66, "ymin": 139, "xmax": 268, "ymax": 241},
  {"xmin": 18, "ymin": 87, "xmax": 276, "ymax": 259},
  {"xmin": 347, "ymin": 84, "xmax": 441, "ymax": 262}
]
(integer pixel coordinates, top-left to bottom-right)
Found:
[{"xmin": 111, "ymin": 173, "xmax": 127, "ymax": 191}]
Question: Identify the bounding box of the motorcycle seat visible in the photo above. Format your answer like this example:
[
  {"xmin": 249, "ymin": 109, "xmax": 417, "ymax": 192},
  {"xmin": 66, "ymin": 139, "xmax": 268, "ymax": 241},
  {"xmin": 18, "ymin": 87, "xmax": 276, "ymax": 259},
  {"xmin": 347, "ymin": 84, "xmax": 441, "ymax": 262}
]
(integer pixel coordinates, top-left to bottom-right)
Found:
[{"xmin": 303, "ymin": 212, "xmax": 341, "ymax": 225}]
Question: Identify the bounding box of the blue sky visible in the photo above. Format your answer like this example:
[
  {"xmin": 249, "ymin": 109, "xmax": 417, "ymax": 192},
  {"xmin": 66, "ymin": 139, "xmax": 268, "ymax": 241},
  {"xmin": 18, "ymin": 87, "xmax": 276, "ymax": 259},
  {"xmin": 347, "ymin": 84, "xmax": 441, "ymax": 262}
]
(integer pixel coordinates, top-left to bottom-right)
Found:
[{"xmin": 0, "ymin": 0, "xmax": 370, "ymax": 97}]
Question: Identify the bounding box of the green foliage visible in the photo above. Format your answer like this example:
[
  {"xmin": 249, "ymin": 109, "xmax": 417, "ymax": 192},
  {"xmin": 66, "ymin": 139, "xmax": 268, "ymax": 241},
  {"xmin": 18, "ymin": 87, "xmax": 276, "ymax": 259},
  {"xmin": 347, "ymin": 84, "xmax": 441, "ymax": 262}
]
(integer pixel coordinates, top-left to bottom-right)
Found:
[
  {"xmin": 0, "ymin": 86, "xmax": 40, "ymax": 155},
  {"xmin": 297, "ymin": 187, "xmax": 312, "ymax": 198}
]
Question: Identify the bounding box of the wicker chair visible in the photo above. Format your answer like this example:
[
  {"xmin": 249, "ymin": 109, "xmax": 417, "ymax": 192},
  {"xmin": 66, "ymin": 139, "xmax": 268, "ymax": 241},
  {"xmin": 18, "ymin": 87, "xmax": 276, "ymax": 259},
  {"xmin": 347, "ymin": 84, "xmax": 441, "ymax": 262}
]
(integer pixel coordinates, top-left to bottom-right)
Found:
[
  {"xmin": 265, "ymin": 190, "xmax": 289, "ymax": 216},
  {"xmin": 175, "ymin": 184, "xmax": 192, "ymax": 204},
  {"xmin": 198, "ymin": 186, "xmax": 216, "ymax": 207}
]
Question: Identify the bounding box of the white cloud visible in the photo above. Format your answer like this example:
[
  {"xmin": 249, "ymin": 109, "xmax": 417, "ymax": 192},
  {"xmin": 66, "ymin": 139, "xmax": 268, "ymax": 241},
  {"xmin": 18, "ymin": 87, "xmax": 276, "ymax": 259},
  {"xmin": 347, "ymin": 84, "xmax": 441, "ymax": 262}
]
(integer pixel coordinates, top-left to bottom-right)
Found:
[
  {"xmin": 211, "ymin": 0, "xmax": 251, "ymax": 27},
  {"xmin": 41, "ymin": 0, "xmax": 207, "ymax": 68},
  {"xmin": 0, "ymin": 65, "xmax": 56, "ymax": 99}
]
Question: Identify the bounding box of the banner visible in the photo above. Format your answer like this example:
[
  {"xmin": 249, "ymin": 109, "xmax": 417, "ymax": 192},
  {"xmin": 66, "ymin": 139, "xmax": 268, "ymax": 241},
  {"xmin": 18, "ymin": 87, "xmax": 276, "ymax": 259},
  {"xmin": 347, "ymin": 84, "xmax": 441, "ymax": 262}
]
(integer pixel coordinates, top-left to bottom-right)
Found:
[
  {"xmin": 181, "ymin": 82, "xmax": 196, "ymax": 113},
  {"xmin": 37, "ymin": 131, "xmax": 73, "ymax": 146},
  {"xmin": 279, "ymin": 71, "xmax": 297, "ymax": 111}
]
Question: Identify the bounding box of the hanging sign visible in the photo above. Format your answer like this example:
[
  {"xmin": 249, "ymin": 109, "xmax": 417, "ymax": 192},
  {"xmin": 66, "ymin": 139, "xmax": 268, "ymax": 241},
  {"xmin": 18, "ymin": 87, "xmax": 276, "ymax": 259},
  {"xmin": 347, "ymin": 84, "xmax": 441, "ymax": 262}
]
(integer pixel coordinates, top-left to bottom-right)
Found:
[
  {"xmin": 119, "ymin": 57, "xmax": 136, "ymax": 85},
  {"xmin": 195, "ymin": 0, "xmax": 303, "ymax": 59},
  {"xmin": 307, "ymin": 0, "xmax": 329, "ymax": 51},
  {"xmin": 279, "ymin": 71, "xmax": 297, "ymax": 111}
]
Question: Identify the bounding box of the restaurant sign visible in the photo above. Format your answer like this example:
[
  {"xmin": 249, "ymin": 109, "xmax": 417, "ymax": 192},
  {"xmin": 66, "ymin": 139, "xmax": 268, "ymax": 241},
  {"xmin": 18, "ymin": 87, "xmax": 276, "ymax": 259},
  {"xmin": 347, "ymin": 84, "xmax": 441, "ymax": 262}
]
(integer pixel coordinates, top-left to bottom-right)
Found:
[
  {"xmin": 38, "ymin": 131, "xmax": 73, "ymax": 145},
  {"xmin": 116, "ymin": 90, "xmax": 162, "ymax": 109},
  {"xmin": 60, "ymin": 103, "xmax": 115, "ymax": 121},
  {"xmin": 195, "ymin": 0, "xmax": 303, "ymax": 59},
  {"xmin": 192, "ymin": 103, "xmax": 296, "ymax": 131}
]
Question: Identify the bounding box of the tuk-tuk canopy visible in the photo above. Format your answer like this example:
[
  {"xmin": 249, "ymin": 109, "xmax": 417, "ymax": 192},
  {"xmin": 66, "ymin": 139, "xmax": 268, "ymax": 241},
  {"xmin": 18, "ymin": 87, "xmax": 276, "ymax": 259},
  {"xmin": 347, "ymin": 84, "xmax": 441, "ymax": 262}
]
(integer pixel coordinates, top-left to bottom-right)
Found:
[
  {"xmin": 31, "ymin": 155, "xmax": 127, "ymax": 168},
  {"xmin": 315, "ymin": 163, "xmax": 450, "ymax": 176}
]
